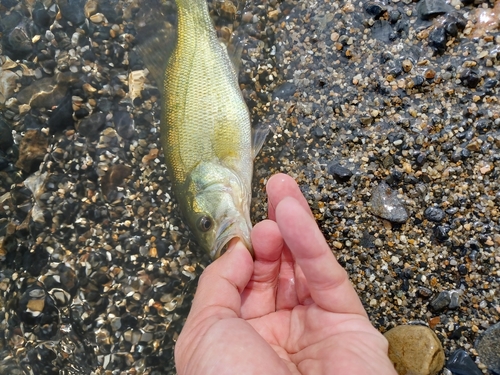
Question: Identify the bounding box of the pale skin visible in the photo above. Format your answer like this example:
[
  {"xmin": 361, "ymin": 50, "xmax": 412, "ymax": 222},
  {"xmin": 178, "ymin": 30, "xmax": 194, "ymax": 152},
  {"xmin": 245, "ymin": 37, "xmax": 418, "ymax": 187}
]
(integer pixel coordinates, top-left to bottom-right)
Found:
[{"xmin": 175, "ymin": 173, "xmax": 398, "ymax": 375}]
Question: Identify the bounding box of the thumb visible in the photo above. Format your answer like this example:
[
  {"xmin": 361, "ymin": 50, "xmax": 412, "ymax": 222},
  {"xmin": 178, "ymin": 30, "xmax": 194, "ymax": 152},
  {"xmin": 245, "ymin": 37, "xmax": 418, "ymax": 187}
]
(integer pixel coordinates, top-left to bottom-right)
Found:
[{"xmin": 189, "ymin": 240, "xmax": 254, "ymax": 318}]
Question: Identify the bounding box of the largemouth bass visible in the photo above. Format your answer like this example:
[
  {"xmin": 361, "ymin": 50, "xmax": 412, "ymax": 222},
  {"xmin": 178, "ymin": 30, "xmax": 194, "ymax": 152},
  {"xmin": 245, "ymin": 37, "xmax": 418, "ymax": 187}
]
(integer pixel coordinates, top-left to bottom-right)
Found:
[{"xmin": 161, "ymin": 0, "xmax": 257, "ymax": 258}]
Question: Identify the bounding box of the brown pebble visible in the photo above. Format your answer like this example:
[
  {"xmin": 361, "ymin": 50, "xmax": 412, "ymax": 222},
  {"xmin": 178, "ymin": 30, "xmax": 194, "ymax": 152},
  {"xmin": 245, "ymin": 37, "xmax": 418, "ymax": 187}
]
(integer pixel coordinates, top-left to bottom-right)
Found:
[
  {"xmin": 15, "ymin": 130, "xmax": 49, "ymax": 173},
  {"xmin": 385, "ymin": 325, "xmax": 445, "ymax": 375},
  {"xmin": 424, "ymin": 69, "xmax": 436, "ymax": 80}
]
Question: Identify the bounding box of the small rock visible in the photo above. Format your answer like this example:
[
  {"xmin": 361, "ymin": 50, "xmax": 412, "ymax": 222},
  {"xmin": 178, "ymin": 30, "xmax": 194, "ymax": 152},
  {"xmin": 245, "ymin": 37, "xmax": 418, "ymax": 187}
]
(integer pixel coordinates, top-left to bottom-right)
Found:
[
  {"xmin": 273, "ymin": 82, "xmax": 297, "ymax": 100},
  {"xmin": 32, "ymin": 2, "xmax": 51, "ymax": 28},
  {"xmin": 57, "ymin": 0, "xmax": 86, "ymax": 26},
  {"xmin": 100, "ymin": 164, "xmax": 132, "ymax": 200},
  {"xmin": 47, "ymin": 89, "xmax": 74, "ymax": 134},
  {"xmin": 385, "ymin": 325, "xmax": 445, "ymax": 375},
  {"xmin": 0, "ymin": 69, "xmax": 18, "ymax": 104},
  {"xmin": 418, "ymin": 286, "xmax": 433, "ymax": 298},
  {"xmin": 446, "ymin": 349, "xmax": 482, "ymax": 375},
  {"xmin": 78, "ymin": 112, "xmax": 106, "ymax": 137},
  {"xmin": 449, "ymin": 291, "xmax": 460, "ymax": 309},
  {"xmin": 430, "ymin": 291, "xmax": 451, "ymax": 311},
  {"xmin": 365, "ymin": 3, "xmax": 385, "ymax": 18},
  {"xmin": 460, "ymin": 69, "xmax": 480, "ymax": 88},
  {"xmin": 371, "ymin": 20, "xmax": 393, "ymax": 43},
  {"xmin": 475, "ymin": 322, "xmax": 500, "ymax": 374},
  {"xmin": 0, "ymin": 118, "xmax": 14, "ymax": 151},
  {"xmin": 15, "ymin": 129, "xmax": 49, "ymax": 173},
  {"xmin": 434, "ymin": 225, "xmax": 450, "ymax": 242},
  {"xmin": 370, "ymin": 181, "xmax": 409, "ymax": 223},
  {"xmin": 429, "ymin": 27, "xmax": 448, "ymax": 54},
  {"xmin": 417, "ymin": 0, "xmax": 453, "ymax": 20},
  {"xmin": 113, "ymin": 111, "xmax": 135, "ymax": 139},
  {"xmin": 327, "ymin": 163, "xmax": 353, "ymax": 182},
  {"xmin": 424, "ymin": 207, "xmax": 445, "ymax": 222}
]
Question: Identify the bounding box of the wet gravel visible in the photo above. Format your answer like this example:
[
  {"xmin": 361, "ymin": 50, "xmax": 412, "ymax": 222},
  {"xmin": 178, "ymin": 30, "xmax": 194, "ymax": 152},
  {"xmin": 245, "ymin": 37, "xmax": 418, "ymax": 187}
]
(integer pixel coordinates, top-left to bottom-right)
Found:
[{"xmin": 0, "ymin": 0, "xmax": 499, "ymax": 374}]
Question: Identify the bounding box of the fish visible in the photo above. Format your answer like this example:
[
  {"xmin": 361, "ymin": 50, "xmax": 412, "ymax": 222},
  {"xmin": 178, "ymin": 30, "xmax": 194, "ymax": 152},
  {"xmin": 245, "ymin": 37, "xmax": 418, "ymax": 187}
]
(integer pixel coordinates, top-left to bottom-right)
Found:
[{"xmin": 161, "ymin": 0, "xmax": 266, "ymax": 258}]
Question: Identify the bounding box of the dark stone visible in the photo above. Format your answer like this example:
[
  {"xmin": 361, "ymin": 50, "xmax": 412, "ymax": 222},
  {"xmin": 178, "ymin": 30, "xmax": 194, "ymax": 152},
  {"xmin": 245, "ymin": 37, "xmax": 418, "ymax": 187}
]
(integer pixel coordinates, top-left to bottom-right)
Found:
[
  {"xmin": 430, "ymin": 291, "xmax": 451, "ymax": 311},
  {"xmin": 313, "ymin": 127, "xmax": 326, "ymax": 138},
  {"xmin": 388, "ymin": 10, "xmax": 400, "ymax": 23},
  {"xmin": 56, "ymin": 0, "xmax": 86, "ymax": 26},
  {"xmin": 48, "ymin": 89, "xmax": 74, "ymax": 134},
  {"xmin": 458, "ymin": 264, "xmax": 467, "ymax": 275},
  {"xmin": 475, "ymin": 322, "xmax": 500, "ymax": 374},
  {"xmin": 74, "ymin": 107, "xmax": 89, "ymax": 119},
  {"xmin": 327, "ymin": 163, "xmax": 353, "ymax": 182},
  {"xmin": 0, "ymin": 118, "xmax": 14, "ymax": 151},
  {"xmin": 97, "ymin": 97, "xmax": 113, "ymax": 112},
  {"xmin": 424, "ymin": 207, "xmax": 445, "ymax": 222},
  {"xmin": 413, "ymin": 75, "xmax": 425, "ymax": 87},
  {"xmin": 273, "ymin": 82, "xmax": 296, "ymax": 100},
  {"xmin": 32, "ymin": 2, "xmax": 51, "ymax": 28},
  {"xmin": 449, "ymin": 291, "xmax": 460, "ymax": 309},
  {"xmin": 446, "ymin": 349, "xmax": 482, "ymax": 375},
  {"xmin": 365, "ymin": 3, "xmax": 385, "ymax": 18},
  {"xmin": 417, "ymin": 0, "xmax": 454, "ymax": 20},
  {"xmin": 429, "ymin": 27, "xmax": 448, "ymax": 54},
  {"xmin": 41, "ymin": 59, "xmax": 57, "ymax": 72},
  {"xmin": 475, "ymin": 119, "xmax": 491, "ymax": 134},
  {"xmin": 434, "ymin": 225, "xmax": 450, "ymax": 242},
  {"xmin": 445, "ymin": 19, "xmax": 458, "ymax": 37},
  {"xmin": 417, "ymin": 286, "xmax": 432, "ymax": 298},
  {"xmin": 2, "ymin": 18, "xmax": 33, "ymax": 60},
  {"xmin": 78, "ymin": 112, "xmax": 106, "ymax": 137},
  {"xmin": 460, "ymin": 69, "xmax": 480, "ymax": 88},
  {"xmin": 114, "ymin": 111, "xmax": 135, "ymax": 139},
  {"xmin": 0, "ymin": 155, "xmax": 9, "ymax": 170},
  {"xmin": 121, "ymin": 314, "xmax": 138, "ymax": 329},
  {"xmin": 484, "ymin": 78, "xmax": 498, "ymax": 89},
  {"xmin": 371, "ymin": 20, "xmax": 392, "ymax": 43}
]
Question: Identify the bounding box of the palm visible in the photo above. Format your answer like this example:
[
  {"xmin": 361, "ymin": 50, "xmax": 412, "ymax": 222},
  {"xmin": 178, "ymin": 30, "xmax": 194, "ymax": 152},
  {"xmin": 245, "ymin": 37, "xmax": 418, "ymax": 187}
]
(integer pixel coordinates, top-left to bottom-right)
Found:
[{"xmin": 175, "ymin": 174, "xmax": 396, "ymax": 375}]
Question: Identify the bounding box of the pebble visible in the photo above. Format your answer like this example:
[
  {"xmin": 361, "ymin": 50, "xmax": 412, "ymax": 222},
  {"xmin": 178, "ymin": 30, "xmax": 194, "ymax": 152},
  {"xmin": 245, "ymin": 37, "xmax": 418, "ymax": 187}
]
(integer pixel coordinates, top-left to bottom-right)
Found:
[
  {"xmin": 428, "ymin": 27, "xmax": 448, "ymax": 54},
  {"xmin": 78, "ymin": 112, "xmax": 107, "ymax": 137},
  {"xmin": 47, "ymin": 90, "xmax": 75, "ymax": 135},
  {"xmin": 370, "ymin": 181, "xmax": 409, "ymax": 223},
  {"xmin": 460, "ymin": 69, "xmax": 480, "ymax": 89},
  {"xmin": 15, "ymin": 129, "xmax": 48, "ymax": 173},
  {"xmin": 475, "ymin": 322, "xmax": 500, "ymax": 374},
  {"xmin": 417, "ymin": 0, "xmax": 453, "ymax": 20},
  {"xmin": 446, "ymin": 349, "xmax": 482, "ymax": 375},
  {"xmin": 424, "ymin": 207, "xmax": 445, "ymax": 222},
  {"xmin": 327, "ymin": 163, "xmax": 353, "ymax": 182},
  {"xmin": 0, "ymin": 118, "xmax": 14, "ymax": 151},
  {"xmin": 385, "ymin": 325, "xmax": 445, "ymax": 375},
  {"xmin": 430, "ymin": 291, "xmax": 451, "ymax": 312}
]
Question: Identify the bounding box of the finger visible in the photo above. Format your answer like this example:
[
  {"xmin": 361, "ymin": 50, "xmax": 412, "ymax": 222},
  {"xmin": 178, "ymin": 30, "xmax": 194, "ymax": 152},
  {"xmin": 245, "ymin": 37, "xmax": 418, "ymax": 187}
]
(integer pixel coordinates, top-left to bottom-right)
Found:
[
  {"xmin": 266, "ymin": 173, "xmax": 313, "ymax": 221},
  {"xmin": 189, "ymin": 240, "xmax": 254, "ymax": 319},
  {"xmin": 275, "ymin": 245, "xmax": 299, "ymax": 310},
  {"xmin": 276, "ymin": 197, "xmax": 367, "ymax": 317},
  {"xmin": 240, "ymin": 220, "xmax": 283, "ymax": 319}
]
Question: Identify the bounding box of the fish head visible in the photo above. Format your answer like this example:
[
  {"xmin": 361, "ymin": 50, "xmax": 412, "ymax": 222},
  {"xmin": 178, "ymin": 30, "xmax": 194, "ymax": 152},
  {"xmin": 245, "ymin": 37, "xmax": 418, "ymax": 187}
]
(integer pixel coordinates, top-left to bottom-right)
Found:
[{"xmin": 182, "ymin": 163, "xmax": 253, "ymax": 259}]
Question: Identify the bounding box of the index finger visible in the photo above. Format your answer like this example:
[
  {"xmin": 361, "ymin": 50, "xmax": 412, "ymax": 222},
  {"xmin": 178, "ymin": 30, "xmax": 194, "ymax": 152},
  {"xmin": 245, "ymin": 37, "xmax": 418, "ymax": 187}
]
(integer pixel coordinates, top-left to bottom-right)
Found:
[
  {"xmin": 275, "ymin": 197, "xmax": 367, "ymax": 317},
  {"xmin": 266, "ymin": 173, "xmax": 313, "ymax": 221}
]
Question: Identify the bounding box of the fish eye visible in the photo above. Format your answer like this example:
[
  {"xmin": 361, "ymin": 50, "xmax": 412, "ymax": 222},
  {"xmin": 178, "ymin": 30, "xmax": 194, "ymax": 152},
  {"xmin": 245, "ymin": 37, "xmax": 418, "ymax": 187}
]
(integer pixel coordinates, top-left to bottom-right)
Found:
[{"xmin": 197, "ymin": 216, "xmax": 213, "ymax": 232}]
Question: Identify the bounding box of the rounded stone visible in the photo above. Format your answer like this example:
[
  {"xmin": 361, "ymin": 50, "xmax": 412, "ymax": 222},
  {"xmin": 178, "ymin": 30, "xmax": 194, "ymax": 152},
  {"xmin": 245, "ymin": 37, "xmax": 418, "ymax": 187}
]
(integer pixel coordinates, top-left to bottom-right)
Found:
[
  {"xmin": 475, "ymin": 322, "xmax": 500, "ymax": 373},
  {"xmin": 384, "ymin": 325, "xmax": 445, "ymax": 375}
]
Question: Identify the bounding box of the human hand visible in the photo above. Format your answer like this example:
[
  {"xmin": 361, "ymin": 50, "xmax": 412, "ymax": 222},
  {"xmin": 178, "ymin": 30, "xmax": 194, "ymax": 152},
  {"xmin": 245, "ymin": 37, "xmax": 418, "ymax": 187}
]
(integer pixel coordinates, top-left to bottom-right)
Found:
[{"xmin": 175, "ymin": 173, "xmax": 397, "ymax": 375}]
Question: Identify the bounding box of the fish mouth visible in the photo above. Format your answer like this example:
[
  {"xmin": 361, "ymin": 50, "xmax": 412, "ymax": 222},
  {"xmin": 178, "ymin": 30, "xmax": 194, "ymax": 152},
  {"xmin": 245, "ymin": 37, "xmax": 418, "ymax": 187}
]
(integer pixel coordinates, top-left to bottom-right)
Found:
[{"xmin": 212, "ymin": 217, "xmax": 252, "ymax": 259}]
